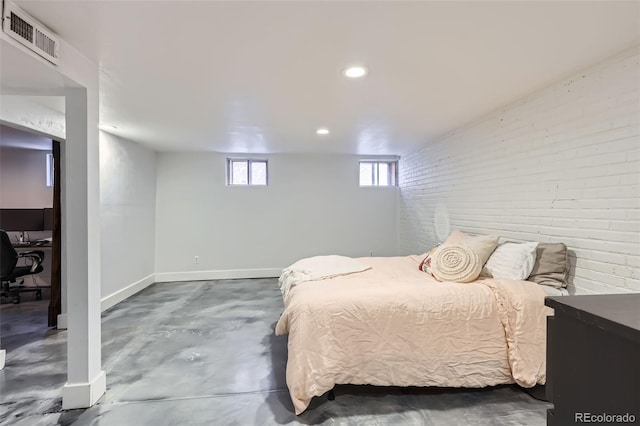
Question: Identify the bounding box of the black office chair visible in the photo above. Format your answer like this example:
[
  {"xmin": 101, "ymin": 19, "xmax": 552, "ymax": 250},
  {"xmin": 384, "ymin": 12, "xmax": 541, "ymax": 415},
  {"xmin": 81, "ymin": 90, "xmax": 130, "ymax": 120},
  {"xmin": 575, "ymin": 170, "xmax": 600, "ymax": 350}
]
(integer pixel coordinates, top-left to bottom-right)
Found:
[{"xmin": 0, "ymin": 230, "xmax": 45, "ymax": 304}]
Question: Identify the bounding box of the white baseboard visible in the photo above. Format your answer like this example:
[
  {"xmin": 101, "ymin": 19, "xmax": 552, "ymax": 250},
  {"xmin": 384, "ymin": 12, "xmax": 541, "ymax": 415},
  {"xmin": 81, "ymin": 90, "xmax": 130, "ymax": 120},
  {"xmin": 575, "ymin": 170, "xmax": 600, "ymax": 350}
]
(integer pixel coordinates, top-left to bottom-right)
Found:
[
  {"xmin": 154, "ymin": 268, "xmax": 282, "ymax": 283},
  {"xmin": 100, "ymin": 274, "xmax": 155, "ymax": 312},
  {"xmin": 57, "ymin": 313, "xmax": 68, "ymax": 330},
  {"xmin": 82, "ymin": 269, "xmax": 278, "ymax": 314},
  {"xmin": 0, "ymin": 349, "xmax": 5, "ymax": 370},
  {"xmin": 62, "ymin": 370, "xmax": 106, "ymax": 409}
]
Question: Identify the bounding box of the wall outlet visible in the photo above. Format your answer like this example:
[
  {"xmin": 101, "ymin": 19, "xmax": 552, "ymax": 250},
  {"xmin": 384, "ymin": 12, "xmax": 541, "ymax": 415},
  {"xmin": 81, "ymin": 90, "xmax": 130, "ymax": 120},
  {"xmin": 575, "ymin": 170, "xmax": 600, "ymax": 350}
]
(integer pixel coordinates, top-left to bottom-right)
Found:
[{"xmin": 194, "ymin": 256, "xmax": 199, "ymax": 264}]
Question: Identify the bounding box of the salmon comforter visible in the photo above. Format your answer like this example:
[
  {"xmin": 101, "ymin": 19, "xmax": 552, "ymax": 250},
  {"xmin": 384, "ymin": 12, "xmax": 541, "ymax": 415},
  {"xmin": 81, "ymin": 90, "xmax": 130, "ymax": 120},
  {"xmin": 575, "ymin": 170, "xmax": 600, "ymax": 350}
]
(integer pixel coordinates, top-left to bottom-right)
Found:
[{"xmin": 275, "ymin": 255, "xmax": 551, "ymax": 414}]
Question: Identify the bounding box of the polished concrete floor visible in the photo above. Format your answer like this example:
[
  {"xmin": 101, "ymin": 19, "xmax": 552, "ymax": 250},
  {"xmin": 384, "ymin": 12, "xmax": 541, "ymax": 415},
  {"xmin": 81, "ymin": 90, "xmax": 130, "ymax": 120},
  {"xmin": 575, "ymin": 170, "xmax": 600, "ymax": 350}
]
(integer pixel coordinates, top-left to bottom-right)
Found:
[{"xmin": 0, "ymin": 279, "xmax": 551, "ymax": 425}]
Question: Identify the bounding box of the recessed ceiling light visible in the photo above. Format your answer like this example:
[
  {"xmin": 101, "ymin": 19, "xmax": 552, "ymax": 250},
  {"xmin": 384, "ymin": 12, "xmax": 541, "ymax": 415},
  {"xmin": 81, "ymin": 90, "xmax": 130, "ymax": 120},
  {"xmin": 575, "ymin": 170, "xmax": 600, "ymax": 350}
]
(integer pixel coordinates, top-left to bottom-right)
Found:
[
  {"xmin": 316, "ymin": 128, "xmax": 330, "ymax": 135},
  {"xmin": 98, "ymin": 124, "xmax": 117, "ymax": 131},
  {"xmin": 343, "ymin": 65, "xmax": 368, "ymax": 78}
]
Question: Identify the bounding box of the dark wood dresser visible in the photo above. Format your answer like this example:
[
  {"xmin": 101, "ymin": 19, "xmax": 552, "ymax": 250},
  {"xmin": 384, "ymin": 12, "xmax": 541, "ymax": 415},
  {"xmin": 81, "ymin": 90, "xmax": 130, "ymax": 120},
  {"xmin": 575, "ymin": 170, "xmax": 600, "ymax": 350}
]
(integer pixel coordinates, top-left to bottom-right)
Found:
[{"xmin": 545, "ymin": 294, "xmax": 640, "ymax": 425}]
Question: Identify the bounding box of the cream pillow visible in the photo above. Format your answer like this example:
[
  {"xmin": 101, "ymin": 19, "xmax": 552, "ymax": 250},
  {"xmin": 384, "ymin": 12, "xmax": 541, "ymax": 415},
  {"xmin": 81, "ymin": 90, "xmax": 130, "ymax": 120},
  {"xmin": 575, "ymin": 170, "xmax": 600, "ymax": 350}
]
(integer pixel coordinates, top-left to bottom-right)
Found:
[
  {"xmin": 443, "ymin": 230, "xmax": 468, "ymax": 245},
  {"xmin": 483, "ymin": 241, "xmax": 539, "ymax": 280},
  {"xmin": 460, "ymin": 234, "xmax": 500, "ymax": 266}
]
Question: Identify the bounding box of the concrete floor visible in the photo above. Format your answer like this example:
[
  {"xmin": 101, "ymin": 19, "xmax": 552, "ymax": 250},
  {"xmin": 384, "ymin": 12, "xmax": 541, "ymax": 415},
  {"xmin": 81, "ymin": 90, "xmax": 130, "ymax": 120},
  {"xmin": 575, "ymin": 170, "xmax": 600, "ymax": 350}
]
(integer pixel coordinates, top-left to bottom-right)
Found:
[{"xmin": 0, "ymin": 279, "xmax": 551, "ymax": 425}]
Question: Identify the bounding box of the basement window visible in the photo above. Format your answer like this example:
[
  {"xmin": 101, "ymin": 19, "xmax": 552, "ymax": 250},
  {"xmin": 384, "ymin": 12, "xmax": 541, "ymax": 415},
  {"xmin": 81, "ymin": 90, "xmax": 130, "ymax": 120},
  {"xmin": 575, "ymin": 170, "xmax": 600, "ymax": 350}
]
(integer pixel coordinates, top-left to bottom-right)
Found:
[
  {"xmin": 46, "ymin": 153, "xmax": 54, "ymax": 187},
  {"xmin": 227, "ymin": 159, "xmax": 268, "ymax": 186},
  {"xmin": 359, "ymin": 161, "xmax": 397, "ymax": 186}
]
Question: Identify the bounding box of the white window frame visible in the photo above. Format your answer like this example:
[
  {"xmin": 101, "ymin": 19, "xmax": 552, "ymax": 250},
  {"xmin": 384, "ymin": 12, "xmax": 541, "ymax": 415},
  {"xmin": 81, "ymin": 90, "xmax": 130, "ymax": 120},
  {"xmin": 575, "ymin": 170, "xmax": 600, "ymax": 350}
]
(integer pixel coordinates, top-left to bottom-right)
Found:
[
  {"xmin": 359, "ymin": 160, "xmax": 397, "ymax": 187},
  {"xmin": 46, "ymin": 153, "xmax": 54, "ymax": 187},
  {"xmin": 226, "ymin": 158, "xmax": 268, "ymax": 186}
]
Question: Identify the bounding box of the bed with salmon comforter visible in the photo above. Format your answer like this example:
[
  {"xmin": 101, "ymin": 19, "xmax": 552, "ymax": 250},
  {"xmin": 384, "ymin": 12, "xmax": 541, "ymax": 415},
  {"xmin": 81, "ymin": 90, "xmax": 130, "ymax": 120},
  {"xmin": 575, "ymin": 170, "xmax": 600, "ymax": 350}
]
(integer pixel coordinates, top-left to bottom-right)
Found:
[{"xmin": 275, "ymin": 254, "xmax": 551, "ymax": 414}]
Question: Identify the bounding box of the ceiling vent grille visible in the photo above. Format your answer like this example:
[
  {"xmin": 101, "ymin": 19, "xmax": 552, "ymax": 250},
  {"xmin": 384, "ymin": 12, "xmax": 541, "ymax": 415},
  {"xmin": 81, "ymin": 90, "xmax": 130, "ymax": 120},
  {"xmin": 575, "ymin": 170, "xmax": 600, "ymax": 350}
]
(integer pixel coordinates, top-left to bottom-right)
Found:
[{"xmin": 2, "ymin": 1, "xmax": 59, "ymax": 65}]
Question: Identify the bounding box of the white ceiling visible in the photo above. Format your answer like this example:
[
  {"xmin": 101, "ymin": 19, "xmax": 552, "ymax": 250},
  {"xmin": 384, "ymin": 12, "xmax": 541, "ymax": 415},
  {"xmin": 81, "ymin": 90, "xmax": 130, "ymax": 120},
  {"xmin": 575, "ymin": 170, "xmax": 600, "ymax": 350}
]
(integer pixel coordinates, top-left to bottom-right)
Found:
[{"xmin": 14, "ymin": 1, "xmax": 640, "ymax": 155}]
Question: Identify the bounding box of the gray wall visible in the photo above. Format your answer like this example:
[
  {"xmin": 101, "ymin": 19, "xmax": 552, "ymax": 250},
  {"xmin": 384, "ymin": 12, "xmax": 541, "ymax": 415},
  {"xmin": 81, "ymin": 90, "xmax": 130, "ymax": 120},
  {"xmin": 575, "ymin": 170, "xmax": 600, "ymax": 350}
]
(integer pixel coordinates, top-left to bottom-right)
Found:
[
  {"xmin": 0, "ymin": 146, "xmax": 52, "ymax": 208},
  {"xmin": 154, "ymin": 152, "xmax": 398, "ymax": 276},
  {"xmin": 100, "ymin": 132, "xmax": 157, "ymax": 299}
]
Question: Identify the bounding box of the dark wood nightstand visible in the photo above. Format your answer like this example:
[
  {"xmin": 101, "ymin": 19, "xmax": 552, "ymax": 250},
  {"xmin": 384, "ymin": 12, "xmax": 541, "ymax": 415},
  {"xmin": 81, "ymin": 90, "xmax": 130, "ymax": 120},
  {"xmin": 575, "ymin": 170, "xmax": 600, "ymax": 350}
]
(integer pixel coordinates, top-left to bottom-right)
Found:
[{"xmin": 545, "ymin": 294, "xmax": 640, "ymax": 425}]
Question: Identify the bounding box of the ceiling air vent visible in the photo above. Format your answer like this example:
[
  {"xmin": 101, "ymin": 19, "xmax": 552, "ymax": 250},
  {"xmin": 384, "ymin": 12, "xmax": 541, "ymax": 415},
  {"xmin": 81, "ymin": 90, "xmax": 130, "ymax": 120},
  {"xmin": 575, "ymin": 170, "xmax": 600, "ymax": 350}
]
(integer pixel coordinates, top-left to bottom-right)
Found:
[{"xmin": 2, "ymin": 0, "xmax": 59, "ymax": 65}]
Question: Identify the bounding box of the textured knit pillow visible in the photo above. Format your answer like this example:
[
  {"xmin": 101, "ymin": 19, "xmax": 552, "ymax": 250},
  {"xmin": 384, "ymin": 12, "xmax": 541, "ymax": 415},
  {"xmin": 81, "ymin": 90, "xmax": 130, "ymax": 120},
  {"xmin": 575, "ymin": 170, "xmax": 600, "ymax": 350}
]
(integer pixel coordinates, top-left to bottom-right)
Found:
[
  {"xmin": 528, "ymin": 243, "xmax": 569, "ymax": 288},
  {"xmin": 431, "ymin": 244, "xmax": 482, "ymax": 283},
  {"xmin": 482, "ymin": 241, "xmax": 539, "ymax": 280}
]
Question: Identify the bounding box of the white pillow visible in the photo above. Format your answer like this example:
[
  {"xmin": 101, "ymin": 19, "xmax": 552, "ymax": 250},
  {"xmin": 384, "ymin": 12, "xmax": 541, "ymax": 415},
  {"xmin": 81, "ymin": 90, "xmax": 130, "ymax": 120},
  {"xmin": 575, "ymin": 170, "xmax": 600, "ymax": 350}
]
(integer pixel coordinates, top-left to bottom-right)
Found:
[{"xmin": 482, "ymin": 241, "xmax": 539, "ymax": 280}]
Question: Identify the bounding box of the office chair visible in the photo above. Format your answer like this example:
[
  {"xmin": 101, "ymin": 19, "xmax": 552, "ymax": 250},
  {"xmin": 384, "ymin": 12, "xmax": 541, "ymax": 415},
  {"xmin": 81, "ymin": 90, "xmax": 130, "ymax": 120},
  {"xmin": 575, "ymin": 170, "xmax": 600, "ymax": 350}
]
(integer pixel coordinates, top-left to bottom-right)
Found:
[{"xmin": 0, "ymin": 230, "xmax": 45, "ymax": 304}]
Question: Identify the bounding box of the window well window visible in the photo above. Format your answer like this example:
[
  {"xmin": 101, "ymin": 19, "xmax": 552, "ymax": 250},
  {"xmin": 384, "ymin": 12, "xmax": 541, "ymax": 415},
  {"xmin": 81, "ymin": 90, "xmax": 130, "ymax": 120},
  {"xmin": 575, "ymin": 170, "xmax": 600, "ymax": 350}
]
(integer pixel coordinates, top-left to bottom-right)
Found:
[
  {"xmin": 227, "ymin": 159, "xmax": 268, "ymax": 186},
  {"xmin": 46, "ymin": 153, "xmax": 54, "ymax": 187},
  {"xmin": 359, "ymin": 161, "xmax": 397, "ymax": 186}
]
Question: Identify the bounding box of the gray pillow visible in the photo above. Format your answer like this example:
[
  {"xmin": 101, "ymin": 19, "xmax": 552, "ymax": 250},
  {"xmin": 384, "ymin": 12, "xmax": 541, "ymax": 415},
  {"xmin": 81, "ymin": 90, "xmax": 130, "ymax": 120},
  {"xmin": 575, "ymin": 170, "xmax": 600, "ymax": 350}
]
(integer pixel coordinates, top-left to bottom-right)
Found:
[{"xmin": 527, "ymin": 243, "xmax": 569, "ymax": 288}]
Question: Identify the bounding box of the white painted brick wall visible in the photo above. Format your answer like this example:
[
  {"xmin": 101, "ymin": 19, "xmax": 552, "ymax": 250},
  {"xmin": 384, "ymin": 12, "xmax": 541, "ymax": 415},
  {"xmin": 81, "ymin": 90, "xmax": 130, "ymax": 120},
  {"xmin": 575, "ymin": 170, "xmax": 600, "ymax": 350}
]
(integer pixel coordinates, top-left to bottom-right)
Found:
[{"xmin": 398, "ymin": 46, "xmax": 639, "ymax": 295}]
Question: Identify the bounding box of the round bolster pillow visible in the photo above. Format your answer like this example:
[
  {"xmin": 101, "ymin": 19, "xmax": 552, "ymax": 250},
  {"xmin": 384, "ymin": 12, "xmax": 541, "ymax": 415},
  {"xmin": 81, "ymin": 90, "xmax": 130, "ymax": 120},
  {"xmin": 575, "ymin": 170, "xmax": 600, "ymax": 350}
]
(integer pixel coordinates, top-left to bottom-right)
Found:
[{"xmin": 431, "ymin": 244, "xmax": 482, "ymax": 283}]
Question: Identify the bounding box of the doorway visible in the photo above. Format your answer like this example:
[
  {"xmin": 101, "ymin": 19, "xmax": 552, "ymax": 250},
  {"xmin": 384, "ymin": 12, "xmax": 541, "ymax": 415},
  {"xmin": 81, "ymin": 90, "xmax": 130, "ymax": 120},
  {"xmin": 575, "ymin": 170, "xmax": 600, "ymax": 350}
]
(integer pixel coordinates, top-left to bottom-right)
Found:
[{"xmin": 0, "ymin": 123, "xmax": 63, "ymax": 350}]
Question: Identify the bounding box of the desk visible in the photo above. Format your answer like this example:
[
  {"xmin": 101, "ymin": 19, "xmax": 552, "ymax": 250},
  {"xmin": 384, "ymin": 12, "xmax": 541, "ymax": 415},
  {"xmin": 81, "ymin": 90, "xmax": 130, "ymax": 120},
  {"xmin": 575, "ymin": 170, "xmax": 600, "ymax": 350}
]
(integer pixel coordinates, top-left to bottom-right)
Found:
[
  {"xmin": 545, "ymin": 294, "xmax": 640, "ymax": 425},
  {"xmin": 12, "ymin": 242, "xmax": 51, "ymax": 249}
]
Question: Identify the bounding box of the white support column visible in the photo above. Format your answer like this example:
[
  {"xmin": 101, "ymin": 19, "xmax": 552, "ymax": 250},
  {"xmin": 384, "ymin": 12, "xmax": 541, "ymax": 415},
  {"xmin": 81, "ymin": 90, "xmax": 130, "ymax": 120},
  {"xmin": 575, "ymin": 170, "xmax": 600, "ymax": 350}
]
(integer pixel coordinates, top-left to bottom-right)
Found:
[{"xmin": 61, "ymin": 87, "xmax": 105, "ymax": 409}]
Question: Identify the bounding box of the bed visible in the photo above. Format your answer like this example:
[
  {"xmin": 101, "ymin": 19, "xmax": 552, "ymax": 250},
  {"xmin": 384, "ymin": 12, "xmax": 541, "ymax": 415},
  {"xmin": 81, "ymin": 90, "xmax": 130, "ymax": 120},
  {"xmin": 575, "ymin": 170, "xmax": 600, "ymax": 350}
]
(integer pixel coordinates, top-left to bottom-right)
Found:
[{"xmin": 275, "ymin": 253, "xmax": 552, "ymax": 414}]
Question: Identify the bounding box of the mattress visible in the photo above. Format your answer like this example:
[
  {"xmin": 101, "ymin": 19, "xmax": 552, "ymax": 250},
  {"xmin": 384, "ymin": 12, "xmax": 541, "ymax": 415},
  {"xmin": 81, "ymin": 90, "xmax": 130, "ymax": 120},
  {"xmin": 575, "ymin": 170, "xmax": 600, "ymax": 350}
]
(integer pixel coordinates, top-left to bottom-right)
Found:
[
  {"xmin": 275, "ymin": 255, "xmax": 551, "ymax": 414},
  {"xmin": 539, "ymin": 284, "xmax": 569, "ymax": 297}
]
